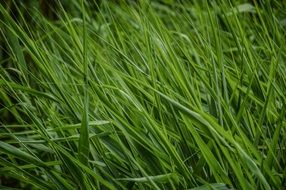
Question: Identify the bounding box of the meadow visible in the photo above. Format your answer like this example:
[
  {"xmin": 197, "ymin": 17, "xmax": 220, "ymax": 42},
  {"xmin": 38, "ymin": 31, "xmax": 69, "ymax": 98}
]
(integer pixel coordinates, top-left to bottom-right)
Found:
[{"xmin": 0, "ymin": 0, "xmax": 286, "ymax": 189}]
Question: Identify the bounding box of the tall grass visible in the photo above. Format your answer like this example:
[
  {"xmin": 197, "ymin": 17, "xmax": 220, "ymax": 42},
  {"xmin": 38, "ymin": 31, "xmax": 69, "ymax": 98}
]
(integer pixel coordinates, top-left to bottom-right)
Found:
[{"xmin": 0, "ymin": 0, "xmax": 286, "ymax": 189}]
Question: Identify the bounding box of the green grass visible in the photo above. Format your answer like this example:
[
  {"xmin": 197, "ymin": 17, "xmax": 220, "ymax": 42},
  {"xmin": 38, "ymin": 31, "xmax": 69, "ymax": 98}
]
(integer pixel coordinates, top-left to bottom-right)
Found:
[{"xmin": 0, "ymin": 0, "xmax": 286, "ymax": 189}]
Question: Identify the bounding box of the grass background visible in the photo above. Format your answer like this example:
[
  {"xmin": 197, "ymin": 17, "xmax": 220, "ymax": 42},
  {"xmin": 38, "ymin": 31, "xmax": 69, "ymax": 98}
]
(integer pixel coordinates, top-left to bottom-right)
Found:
[{"xmin": 0, "ymin": 0, "xmax": 286, "ymax": 189}]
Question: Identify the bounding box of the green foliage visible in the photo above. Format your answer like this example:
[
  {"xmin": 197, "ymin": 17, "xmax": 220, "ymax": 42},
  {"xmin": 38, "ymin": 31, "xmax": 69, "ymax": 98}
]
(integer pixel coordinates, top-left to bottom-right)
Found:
[{"xmin": 0, "ymin": 0, "xmax": 286, "ymax": 189}]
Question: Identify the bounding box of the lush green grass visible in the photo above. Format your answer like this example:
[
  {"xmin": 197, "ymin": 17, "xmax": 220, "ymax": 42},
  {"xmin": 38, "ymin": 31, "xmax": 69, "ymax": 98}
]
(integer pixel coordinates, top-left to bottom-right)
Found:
[{"xmin": 1, "ymin": 0, "xmax": 286, "ymax": 189}]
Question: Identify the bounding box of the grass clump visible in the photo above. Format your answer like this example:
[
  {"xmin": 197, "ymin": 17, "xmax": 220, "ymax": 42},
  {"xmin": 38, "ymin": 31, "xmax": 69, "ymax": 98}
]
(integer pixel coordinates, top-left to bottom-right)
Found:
[{"xmin": 0, "ymin": 0, "xmax": 286, "ymax": 189}]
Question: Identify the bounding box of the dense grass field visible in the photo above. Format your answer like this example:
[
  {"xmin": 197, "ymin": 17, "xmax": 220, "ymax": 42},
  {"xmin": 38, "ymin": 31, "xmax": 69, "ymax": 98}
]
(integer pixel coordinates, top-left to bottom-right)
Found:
[{"xmin": 1, "ymin": 0, "xmax": 286, "ymax": 189}]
